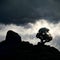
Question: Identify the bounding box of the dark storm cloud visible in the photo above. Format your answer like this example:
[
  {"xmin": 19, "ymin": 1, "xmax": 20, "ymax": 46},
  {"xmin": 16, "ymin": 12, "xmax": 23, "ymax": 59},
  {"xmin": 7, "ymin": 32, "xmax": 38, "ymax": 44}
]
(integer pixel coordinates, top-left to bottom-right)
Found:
[
  {"xmin": 54, "ymin": 0, "xmax": 60, "ymax": 2},
  {"xmin": 0, "ymin": 0, "xmax": 60, "ymax": 24}
]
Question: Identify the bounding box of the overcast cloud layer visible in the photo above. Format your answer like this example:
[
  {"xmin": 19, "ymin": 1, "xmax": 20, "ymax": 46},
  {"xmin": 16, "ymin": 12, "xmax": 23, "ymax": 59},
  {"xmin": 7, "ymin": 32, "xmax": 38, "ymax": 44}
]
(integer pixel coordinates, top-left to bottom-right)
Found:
[
  {"xmin": 0, "ymin": 0, "xmax": 60, "ymax": 51},
  {"xmin": 0, "ymin": 0, "xmax": 60, "ymax": 24},
  {"xmin": 0, "ymin": 19, "xmax": 60, "ymax": 51}
]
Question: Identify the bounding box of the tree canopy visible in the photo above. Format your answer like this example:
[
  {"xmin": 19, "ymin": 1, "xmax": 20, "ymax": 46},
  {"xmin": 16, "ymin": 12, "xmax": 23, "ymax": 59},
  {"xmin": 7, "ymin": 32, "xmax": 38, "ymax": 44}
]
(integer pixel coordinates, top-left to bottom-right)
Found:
[{"xmin": 36, "ymin": 27, "xmax": 52, "ymax": 44}]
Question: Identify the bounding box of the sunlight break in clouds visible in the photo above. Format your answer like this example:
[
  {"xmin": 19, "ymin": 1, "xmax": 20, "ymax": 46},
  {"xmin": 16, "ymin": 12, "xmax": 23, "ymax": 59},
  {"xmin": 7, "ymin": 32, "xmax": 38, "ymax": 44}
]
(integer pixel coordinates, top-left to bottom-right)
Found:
[{"xmin": 0, "ymin": 19, "xmax": 60, "ymax": 50}]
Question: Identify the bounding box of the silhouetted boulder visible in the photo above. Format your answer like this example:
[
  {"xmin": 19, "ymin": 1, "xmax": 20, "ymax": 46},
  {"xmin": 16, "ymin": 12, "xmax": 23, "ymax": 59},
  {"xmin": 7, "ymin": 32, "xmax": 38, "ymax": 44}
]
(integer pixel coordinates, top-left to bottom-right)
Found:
[
  {"xmin": 5, "ymin": 30, "xmax": 21, "ymax": 47},
  {"xmin": 0, "ymin": 30, "xmax": 22, "ymax": 58},
  {"xmin": 6, "ymin": 30, "xmax": 21, "ymax": 42}
]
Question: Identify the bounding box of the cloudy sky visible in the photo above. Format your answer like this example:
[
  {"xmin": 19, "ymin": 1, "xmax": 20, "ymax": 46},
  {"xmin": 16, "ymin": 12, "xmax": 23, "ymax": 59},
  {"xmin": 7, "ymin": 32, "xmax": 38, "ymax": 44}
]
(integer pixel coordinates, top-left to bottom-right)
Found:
[{"xmin": 0, "ymin": 0, "xmax": 60, "ymax": 51}]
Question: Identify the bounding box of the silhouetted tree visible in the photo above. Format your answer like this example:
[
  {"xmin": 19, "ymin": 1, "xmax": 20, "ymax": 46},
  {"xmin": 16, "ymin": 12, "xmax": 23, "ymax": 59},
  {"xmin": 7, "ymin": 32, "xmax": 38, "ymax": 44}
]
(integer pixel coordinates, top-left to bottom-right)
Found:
[{"xmin": 36, "ymin": 27, "xmax": 52, "ymax": 44}]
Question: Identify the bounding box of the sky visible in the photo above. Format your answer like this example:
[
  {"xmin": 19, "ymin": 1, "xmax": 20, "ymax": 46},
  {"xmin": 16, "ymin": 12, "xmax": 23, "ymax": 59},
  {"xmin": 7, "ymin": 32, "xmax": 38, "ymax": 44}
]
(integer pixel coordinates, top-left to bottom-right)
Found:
[{"xmin": 0, "ymin": 0, "xmax": 60, "ymax": 51}]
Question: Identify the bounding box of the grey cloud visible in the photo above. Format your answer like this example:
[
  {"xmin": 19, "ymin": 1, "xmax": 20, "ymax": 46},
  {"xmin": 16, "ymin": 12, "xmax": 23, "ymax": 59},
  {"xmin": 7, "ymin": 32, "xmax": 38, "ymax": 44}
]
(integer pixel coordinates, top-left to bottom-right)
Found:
[
  {"xmin": 0, "ymin": 20, "xmax": 60, "ymax": 50},
  {"xmin": 50, "ymin": 36, "xmax": 60, "ymax": 51},
  {"xmin": 0, "ymin": 0, "xmax": 60, "ymax": 24},
  {"xmin": 54, "ymin": 0, "xmax": 60, "ymax": 2}
]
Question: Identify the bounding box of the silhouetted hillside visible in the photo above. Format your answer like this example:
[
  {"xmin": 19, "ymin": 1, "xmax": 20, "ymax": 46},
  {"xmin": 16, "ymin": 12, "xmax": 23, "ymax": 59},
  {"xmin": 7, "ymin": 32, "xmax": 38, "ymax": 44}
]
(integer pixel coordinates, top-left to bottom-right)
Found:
[{"xmin": 0, "ymin": 30, "xmax": 60, "ymax": 60}]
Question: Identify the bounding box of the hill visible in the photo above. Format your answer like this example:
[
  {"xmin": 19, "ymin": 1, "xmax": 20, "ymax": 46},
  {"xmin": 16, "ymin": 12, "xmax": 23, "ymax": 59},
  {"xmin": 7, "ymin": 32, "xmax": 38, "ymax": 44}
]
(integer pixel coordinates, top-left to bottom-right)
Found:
[{"xmin": 0, "ymin": 30, "xmax": 60, "ymax": 60}]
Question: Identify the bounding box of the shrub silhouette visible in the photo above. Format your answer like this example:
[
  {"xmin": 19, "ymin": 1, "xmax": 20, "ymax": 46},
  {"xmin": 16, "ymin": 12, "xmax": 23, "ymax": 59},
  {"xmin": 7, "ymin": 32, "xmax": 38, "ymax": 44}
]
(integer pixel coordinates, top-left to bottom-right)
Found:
[{"xmin": 36, "ymin": 27, "xmax": 52, "ymax": 44}]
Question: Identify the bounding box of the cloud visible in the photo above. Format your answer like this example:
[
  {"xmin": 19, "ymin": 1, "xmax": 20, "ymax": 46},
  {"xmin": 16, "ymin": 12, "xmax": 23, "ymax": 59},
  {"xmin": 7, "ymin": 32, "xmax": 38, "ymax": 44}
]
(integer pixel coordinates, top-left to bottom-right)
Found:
[
  {"xmin": 0, "ymin": 19, "xmax": 60, "ymax": 51},
  {"xmin": 0, "ymin": 0, "xmax": 60, "ymax": 24}
]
